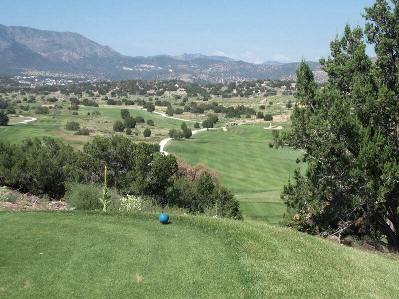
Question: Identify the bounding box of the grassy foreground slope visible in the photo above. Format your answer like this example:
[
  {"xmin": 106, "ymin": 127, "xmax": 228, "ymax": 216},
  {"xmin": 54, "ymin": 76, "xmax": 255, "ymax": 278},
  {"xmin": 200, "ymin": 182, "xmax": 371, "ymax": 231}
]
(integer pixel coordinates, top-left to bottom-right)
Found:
[
  {"xmin": 166, "ymin": 125, "xmax": 301, "ymax": 224},
  {"xmin": 1, "ymin": 212, "xmax": 398, "ymax": 298}
]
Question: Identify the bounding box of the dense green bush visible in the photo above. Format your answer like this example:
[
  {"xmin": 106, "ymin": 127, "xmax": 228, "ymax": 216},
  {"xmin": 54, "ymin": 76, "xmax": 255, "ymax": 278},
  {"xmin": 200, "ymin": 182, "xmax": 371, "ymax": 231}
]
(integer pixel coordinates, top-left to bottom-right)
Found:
[
  {"xmin": 174, "ymin": 108, "xmax": 184, "ymax": 114},
  {"xmin": 65, "ymin": 121, "xmax": 80, "ymax": 131},
  {"xmin": 81, "ymin": 98, "xmax": 98, "ymax": 107},
  {"xmin": 181, "ymin": 122, "xmax": 192, "ymax": 139},
  {"xmin": 169, "ymin": 128, "xmax": 183, "ymax": 139},
  {"xmin": 167, "ymin": 173, "xmax": 242, "ymax": 219},
  {"xmin": 202, "ymin": 119, "xmax": 214, "ymax": 128},
  {"xmin": 207, "ymin": 113, "xmax": 219, "ymax": 125},
  {"xmin": 107, "ymin": 98, "xmax": 122, "ymax": 105},
  {"xmin": 143, "ymin": 128, "xmax": 151, "ymax": 137},
  {"xmin": 65, "ymin": 183, "xmax": 103, "ymax": 210},
  {"xmin": 0, "ymin": 135, "xmax": 241, "ymax": 219},
  {"xmin": 113, "ymin": 121, "xmax": 125, "ymax": 132},
  {"xmin": 124, "ymin": 116, "xmax": 136, "ymax": 128},
  {"xmin": 0, "ymin": 138, "xmax": 77, "ymax": 198},
  {"xmin": 7, "ymin": 107, "xmax": 16, "ymax": 114},
  {"xmin": 35, "ymin": 106, "xmax": 49, "ymax": 115},
  {"xmin": 65, "ymin": 183, "xmax": 120, "ymax": 211},
  {"xmin": 0, "ymin": 111, "xmax": 9, "ymax": 126},
  {"xmin": 0, "ymin": 99, "xmax": 8, "ymax": 109},
  {"xmin": 0, "ymin": 188, "xmax": 17, "ymax": 203},
  {"xmin": 69, "ymin": 103, "xmax": 79, "ymax": 111},
  {"xmin": 225, "ymin": 105, "xmax": 256, "ymax": 118},
  {"xmin": 75, "ymin": 128, "xmax": 90, "ymax": 136},
  {"xmin": 166, "ymin": 106, "xmax": 174, "ymax": 116},
  {"xmin": 145, "ymin": 102, "xmax": 155, "ymax": 112},
  {"xmin": 146, "ymin": 119, "xmax": 154, "ymax": 126},
  {"xmin": 70, "ymin": 97, "xmax": 80, "ymax": 105},
  {"xmin": 78, "ymin": 135, "xmax": 160, "ymax": 195},
  {"xmin": 120, "ymin": 109, "xmax": 130, "ymax": 119},
  {"xmin": 264, "ymin": 114, "xmax": 273, "ymax": 121}
]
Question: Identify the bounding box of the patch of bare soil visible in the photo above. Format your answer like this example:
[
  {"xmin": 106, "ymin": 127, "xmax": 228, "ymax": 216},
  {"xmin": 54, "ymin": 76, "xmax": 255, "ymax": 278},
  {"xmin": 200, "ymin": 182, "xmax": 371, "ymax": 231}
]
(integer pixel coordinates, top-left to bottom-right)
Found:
[
  {"xmin": 0, "ymin": 187, "xmax": 68, "ymax": 211},
  {"xmin": 272, "ymin": 114, "xmax": 290, "ymax": 122}
]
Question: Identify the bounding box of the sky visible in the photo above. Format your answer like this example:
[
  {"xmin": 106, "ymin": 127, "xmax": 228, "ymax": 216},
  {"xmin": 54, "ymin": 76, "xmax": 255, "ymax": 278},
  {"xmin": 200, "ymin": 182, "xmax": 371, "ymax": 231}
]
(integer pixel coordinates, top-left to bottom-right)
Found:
[{"xmin": 0, "ymin": 0, "xmax": 375, "ymax": 63}]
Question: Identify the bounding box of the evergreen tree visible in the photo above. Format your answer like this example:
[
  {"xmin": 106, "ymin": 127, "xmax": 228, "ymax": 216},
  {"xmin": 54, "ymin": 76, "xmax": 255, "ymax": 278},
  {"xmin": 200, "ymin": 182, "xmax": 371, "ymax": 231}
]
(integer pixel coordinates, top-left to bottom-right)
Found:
[
  {"xmin": 120, "ymin": 109, "xmax": 130, "ymax": 120},
  {"xmin": 181, "ymin": 122, "xmax": 192, "ymax": 139},
  {"xmin": 143, "ymin": 128, "xmax": 151, "ymax": 137},
  {"xmin": 280, "ymin": 1, "xmax": 399, "ymax": 250},
  {"xmin": 0, "ymin": 111, "xmax": 9, "ymax": 126},
  {"xmin": 124, "ymin": 116, "xmax": 136, "ymax": 129},
  {"xmin": 113, "ymin": 121, "xmax": 125, "ymax": 132}
]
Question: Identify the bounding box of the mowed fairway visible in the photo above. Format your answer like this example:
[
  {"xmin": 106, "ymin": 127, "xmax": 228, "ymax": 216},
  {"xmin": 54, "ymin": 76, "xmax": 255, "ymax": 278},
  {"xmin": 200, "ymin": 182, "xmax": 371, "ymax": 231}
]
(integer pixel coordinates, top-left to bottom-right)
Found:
[
  {"xmin": 166, "ymin": 125, "xmax": 302, "ymax": 224},
  {"xmin": 0, "ymin": 117, "xmax": 64, "ymax": 144},
  {"xmin": 0, "ymin": 116, "xmax": 91, "ymax": 147},
  {"xmin": 1, "ymin": 212, "xmax": 399, "ymax": 298}
]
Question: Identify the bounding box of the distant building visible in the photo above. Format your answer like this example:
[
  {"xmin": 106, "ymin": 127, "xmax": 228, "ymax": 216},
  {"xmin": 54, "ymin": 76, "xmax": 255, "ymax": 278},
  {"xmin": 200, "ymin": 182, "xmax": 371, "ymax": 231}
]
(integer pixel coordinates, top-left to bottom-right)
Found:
[{"xmin": 164, "ymin": 88, "xmax": 187, "ymax": 97}]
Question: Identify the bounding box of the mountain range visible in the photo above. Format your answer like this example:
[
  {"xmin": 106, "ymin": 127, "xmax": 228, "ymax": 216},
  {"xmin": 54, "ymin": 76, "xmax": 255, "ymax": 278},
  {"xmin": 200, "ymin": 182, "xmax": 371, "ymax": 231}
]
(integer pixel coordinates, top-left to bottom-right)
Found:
[{"xmin": 0, "ymin": 24, "xmax": 325, "ymax": 82}]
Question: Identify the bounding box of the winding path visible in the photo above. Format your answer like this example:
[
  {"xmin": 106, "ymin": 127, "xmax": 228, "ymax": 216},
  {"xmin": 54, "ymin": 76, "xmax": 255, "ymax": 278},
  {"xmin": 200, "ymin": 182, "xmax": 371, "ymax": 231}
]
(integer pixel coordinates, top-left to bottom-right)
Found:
[
  {"xmin": 160, "ymin": 125, "xmax": 242, "ymax": 155},
  {"xmin": 96, "ymin": 105, "xmax": 238, "ymax": 155},
  {"xmin": 152, "ymin": 111, "xmax": 196, "ymax": 122},
  {"xmin": 13, "ymin": 115, "xmax": 37, "ymax": 125},
  {"xmin": 154, "ymin": 110, "xmax": 246, "ymax": 155},
  {"xmin": 160, "ymin": 128, "xmax": 210, "ymax": 155}
]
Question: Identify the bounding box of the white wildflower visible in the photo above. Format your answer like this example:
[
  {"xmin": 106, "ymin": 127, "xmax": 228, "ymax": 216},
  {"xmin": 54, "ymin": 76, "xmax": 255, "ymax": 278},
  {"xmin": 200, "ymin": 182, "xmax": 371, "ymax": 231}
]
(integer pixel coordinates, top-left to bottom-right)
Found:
[{"xmin": 119, "ymin": 195, "xmax": 144, "ymax": 212}]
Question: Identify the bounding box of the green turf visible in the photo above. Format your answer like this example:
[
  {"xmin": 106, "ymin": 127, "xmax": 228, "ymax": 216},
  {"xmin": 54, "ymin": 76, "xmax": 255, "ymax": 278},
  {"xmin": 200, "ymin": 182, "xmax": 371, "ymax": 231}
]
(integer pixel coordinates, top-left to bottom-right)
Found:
[
  {"xmin": 0, "ymin": 117, "xmax": 62, "ymax": 143},
  {"xmin": 239, "ymin": 202, "xmax": 287, "ymax": 224},
  {"xmin": 1, "ymin": 212, "xmax": 398, "ymax": 298},
  {"xmin": 166, "ymin": 125, "xmax": 302, "ymax": 224}
]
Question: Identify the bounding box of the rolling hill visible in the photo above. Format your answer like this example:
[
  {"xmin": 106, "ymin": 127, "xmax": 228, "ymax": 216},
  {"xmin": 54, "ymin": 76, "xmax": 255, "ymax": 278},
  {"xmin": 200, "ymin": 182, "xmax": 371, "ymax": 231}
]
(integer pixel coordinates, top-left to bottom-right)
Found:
[{"xmin": 0, "ymin": 24, "xmax": 324, "ymax": 82}]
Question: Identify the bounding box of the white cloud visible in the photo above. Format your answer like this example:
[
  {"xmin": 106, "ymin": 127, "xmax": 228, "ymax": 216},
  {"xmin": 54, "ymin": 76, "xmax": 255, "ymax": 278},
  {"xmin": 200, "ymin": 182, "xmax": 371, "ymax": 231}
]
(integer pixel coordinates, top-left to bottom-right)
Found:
[
  {"xmin": 271, "ymin": 54, "xmax": 292, "ymax": 63},
  {"xmin": 237, "ymin": 51, "xmax": 263, "ymax": 64},
  {"xmin": 210, "ymin": 50, "xmax": 227, "ymax": 56},
  {"xmin": 209, "ymin": 50, "xmax": 295, "ymax": 64},
  {"xmin": 209, "ymin": 50, "xmax": 264, "ymax": 63}
]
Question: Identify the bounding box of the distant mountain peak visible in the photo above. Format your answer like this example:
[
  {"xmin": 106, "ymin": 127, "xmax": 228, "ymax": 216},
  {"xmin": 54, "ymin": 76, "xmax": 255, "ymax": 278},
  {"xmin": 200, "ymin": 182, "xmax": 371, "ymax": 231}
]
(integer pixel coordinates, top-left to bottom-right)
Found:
[
  {"xmin": 0, "ymin": 24, "xmax": 324, "ymax": 82},
  {"xmin": 263, "ymin": 61, "xmax": 285, "ymax": 66},
  {"xmin": 1, "ymin": 24, "xmax": 120, "ymax": 63},
  {"xmin": 173, "ymin": 53, "xmax": 235, "ymax": 62}
]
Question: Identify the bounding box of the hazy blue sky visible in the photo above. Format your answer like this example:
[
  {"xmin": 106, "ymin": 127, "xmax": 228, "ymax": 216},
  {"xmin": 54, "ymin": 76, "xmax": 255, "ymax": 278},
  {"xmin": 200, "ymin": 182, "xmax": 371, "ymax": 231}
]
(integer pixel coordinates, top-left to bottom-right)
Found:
[{"xmin": 0, "ymin": 0, "xmax": 375, "ymax": 63}]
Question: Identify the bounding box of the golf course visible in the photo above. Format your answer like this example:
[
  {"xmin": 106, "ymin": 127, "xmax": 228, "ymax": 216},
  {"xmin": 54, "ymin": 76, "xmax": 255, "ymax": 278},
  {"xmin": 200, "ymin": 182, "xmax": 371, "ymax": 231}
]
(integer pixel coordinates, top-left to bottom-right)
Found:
[
  {"xmin": 3, "ymin": 0, "xmax": 399, "ymax": 297},
  {"xmin": 1, "ymin": 212, "xmax": 398, "ymax": 298},
  {"xmin": 0, "ymin": 105, "xmax": 185, "ymax": 147},
  {"xmin": 166, "ymin": 124, "xmax": 301, "ymax": 224}
]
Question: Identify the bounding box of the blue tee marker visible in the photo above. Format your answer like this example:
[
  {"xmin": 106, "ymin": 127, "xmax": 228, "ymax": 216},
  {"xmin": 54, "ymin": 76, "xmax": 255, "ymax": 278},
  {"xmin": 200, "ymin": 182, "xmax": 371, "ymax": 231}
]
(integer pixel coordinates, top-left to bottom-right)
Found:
[{"xmin": 159, "ymin": 213, "xmax": 169, "ymax": 224}]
